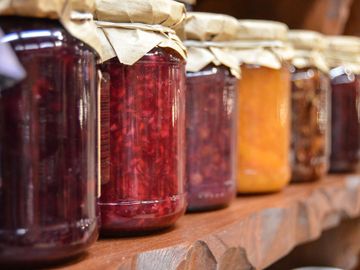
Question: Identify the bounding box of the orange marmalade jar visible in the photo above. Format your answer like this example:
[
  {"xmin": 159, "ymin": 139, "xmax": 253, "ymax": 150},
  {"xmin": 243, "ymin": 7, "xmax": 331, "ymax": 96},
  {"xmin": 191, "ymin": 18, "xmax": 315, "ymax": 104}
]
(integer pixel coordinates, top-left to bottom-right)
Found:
[{"xmin": 235, "ymin": 20, "xmax": 291, "ymax": 193}]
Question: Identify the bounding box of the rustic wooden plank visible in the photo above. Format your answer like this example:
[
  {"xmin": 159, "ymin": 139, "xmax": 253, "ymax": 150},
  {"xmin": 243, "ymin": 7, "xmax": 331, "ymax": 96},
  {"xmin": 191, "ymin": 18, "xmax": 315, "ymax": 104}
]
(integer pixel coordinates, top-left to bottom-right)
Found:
[
  {"xmin": 54, "ymin": 175, "xmax": 360, "ymax": 270},
  {"xmin": 267, "ymin": 217, "xmax": 360, "ymax": 269}
]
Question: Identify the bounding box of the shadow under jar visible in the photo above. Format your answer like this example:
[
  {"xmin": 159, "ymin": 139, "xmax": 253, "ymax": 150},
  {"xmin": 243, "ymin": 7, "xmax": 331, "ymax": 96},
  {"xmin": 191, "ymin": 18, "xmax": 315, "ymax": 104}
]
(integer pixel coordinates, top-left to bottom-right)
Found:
[
  {"xmin": 329, "ymin": 67, "xmax": 360, "ymax": 172},
  {"xmin": 186, "ymin": 65, "xmax": 237, "ymax": 211},
  {"xmin": 99, "ymin": 47, "xmax": 187, "ymax": 235},
  {"xmin": 290, "ymin": 67, "xmax": 330, "ymax": 182},
  {"xmin": 0, "ymin": 17, "xmax": 99, "ymax": 266}
]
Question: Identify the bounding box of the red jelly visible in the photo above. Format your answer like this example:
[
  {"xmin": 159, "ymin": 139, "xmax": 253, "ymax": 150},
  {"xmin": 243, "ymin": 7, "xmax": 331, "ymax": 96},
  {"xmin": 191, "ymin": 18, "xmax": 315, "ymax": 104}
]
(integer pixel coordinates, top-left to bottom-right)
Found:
[
  {"xmin": 186, "ymin": 65, "xmax": 237, "ymax": 211},
  {"xmin": 99, "ymin": 47, "xmax": 186, "ymax": 234},
  {"xmin": 329, "ymin": 67, "xmax": 360, "ymax": 172},
  {"xmin": 0, "ymin": 17, "xmax": 99, "ymax": 265}
]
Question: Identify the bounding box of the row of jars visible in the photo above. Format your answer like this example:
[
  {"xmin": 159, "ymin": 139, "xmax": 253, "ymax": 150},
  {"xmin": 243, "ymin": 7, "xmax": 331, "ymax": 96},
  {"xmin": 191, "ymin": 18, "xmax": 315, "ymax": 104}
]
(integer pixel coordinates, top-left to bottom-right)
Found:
[{"xmin": 0, "ymin": 0, "xmax": 360, "ymax": 267}]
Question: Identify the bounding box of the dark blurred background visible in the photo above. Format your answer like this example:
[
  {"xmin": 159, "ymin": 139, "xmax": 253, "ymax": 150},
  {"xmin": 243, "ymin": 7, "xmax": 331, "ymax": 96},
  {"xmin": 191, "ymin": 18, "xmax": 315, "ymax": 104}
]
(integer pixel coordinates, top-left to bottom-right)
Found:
[{"xmin": 194, "ymin": 0, "xmax": 360, "ymax": 36}]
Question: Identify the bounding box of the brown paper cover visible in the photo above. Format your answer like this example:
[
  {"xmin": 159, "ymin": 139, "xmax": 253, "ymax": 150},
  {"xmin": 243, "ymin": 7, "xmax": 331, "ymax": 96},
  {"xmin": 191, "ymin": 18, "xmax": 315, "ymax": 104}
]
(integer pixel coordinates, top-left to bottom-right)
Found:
[
  {"xmin": 94, "ymin": 0, "xmax": 187, "ymax": 65},
  {"xmin": 184, "ymin": 12, "xmax": 240, "ymax": 78}
]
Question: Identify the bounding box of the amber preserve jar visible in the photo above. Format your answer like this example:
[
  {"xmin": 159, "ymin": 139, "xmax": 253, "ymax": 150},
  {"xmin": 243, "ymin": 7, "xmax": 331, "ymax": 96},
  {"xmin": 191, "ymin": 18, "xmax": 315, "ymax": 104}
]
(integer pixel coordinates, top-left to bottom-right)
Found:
[
  {"xmin": 326, "ymin": 36, "xmax": 360, "ymax": 172},
  {"xmin": 288, "ymin": 30, "xmax": 330, "ymax": 182},
  {"xmin": 95, "ymin": 0, "xmax": 187, "ymax": 234},
  {"xmin": 0, "ymin": 2, "xmax": 100, "ymax": 267},
  {"xmin": 184, "ymin": 12, "xmax": 239, "ymax": 211},
  {"xmin": 235, "ymin": 20, "xmax": 291, "ymax": 193}
]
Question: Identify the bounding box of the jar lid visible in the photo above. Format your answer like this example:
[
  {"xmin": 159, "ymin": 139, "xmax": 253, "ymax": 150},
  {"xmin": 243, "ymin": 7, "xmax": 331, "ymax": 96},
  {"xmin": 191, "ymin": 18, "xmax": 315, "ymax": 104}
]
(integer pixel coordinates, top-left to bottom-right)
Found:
[
  {"xmin": 185, "ymin": 12, "xmax": 239, "ymax": 41},
  {"xmin": 93, "ymin": 0, "xmax": 187, "ymax": 65},
  {"xmin": 326, "ymin": 35, "xmax": 360, "ymax": 54},
  {"xmin": 184, "ymin": 12, "xmax": 240, "ymax": 77},
  {"xmin": 325, "ymin": 35, "xmax": 360, "ymax": 73},
  {"xmin": 237, "ymin": 19, "xmax": 288, "ymax": 41},
  {"xmin": 288, "ymin": 30, "xmax": 327, "ymax": 50},
  {"xmin": 95, "ymin": 0, "xmax": 185, "ymax": 28}
]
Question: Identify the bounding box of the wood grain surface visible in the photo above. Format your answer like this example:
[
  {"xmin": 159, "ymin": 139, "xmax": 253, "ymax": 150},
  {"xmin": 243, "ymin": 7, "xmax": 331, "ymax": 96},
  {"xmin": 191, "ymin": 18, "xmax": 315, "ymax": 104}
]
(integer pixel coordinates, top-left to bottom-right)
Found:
[{"xmin": 53, "ymin": 174, "xmax": 360, "ymax": 270}]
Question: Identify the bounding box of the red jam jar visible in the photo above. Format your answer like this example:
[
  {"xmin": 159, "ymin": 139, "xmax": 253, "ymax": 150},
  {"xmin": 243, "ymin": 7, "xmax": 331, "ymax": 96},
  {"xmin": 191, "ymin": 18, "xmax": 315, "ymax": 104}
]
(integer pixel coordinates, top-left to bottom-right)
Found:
[
  {"xmin": 326, "ymin": 36, "xmax": 360, "ymax": 172},
  {"xmin": 95, "ymin": 0, "xmax": 187, "ymax": 234},
  {"xmin": 288, "ymin": 30, "xmax": 330, "ymax": 182},
  {"xmin": 184, "ymin": 12, "xmax": 239, "ymax": 211},
  {"xmin": 0, "ymin": 17, "xmax": 99, "ymax": 266},
  {"xmin": 99, "ymin": 47, "xmax": 186, "ymax": 234}
]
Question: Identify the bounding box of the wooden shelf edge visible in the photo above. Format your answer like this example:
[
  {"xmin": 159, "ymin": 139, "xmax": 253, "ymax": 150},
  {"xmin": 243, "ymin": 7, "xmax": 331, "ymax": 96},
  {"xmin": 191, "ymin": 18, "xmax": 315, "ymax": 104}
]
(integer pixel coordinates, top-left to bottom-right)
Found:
[{"xmin": 59, "ymin": 174, "xmax": 360, "ymax": 270}]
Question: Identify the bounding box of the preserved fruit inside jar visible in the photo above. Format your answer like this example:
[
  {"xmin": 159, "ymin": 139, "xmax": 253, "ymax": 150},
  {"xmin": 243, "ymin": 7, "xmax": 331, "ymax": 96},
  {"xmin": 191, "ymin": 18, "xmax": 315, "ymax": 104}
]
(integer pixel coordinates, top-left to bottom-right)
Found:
[
  {"xmin": 237, "ymin": 65, "xmax": 291, "ymax": 193},
  {"xmin": 329, "ymin": 67, "xmax": 360, "ymax": 172},
  {"xmin": 0, "ymin": 17, "xmax": 99, "ymax": 266},
  {"xmin": 99, "ymin": 47, "xmax": 186, "ymax": 234},
  {"xmin": 186, "ymin": 65, "xmax": 237, "ymax": 211},
  {"xmin": 290, "ymin": 67, "xmax": 330, "ymax": 181}
]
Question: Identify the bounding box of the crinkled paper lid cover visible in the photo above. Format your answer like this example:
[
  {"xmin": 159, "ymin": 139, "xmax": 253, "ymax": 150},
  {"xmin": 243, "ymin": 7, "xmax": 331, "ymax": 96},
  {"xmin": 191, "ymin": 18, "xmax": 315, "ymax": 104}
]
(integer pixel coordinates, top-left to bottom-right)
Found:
[
  {"xmin": 94, "ymin": 0, "xmax": 187, "ymax": 65},
  {"xmin": 288, "ymin": 30, "xmax": 329, "ymax": 73},
  {"xmin": 233, "ymin": 20, "xmax": 291, "ymax": 70},
  {"xmin": 326, "ymin": 35, "xmax": 360, "ymax": 74},
  {"xmin": 185, "ymin": 12, "xmax": 239, "ymax": 42},
  {"xmin": 184, "ymin": 12, "xmax": 240, "ymax": 78},
  {"xmin": 0, "ymin": 0, "xmax": 103, "ymax": 56}
]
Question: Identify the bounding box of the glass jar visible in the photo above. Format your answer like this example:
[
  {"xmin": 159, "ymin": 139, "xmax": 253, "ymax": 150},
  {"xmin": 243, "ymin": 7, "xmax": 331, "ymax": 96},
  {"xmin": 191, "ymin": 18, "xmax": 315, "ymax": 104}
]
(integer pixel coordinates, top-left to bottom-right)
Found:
[
  {"xmin": 237, "ymin": 65, "xmax": 291, "ymax": 192},
  {"xmin": 0, "ymin": 17, "xmax": 99, "ymax": 266},
  {"xmin": 290, "ymin": 67, "xmax": 330, "ymax": 181},
  {"xmin": 329, "ymin": 67, "xmax": 360, "ymax": 172},
  {"xmin": 186, "ymin": 65, "xmax": 237, "ymax": 211},
  {"xmin": 99, "ymin": 47, "xmax": 186, "ymax": 234}
]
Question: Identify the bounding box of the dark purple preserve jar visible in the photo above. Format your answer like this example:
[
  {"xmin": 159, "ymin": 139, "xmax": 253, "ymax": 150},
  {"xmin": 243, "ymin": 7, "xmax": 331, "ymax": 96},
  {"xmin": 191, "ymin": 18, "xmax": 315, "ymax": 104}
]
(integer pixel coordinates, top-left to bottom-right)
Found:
[
  {"xmin": 329, "ymin": 67, "xmax": 360, "ymax": 172},
  {"xmin": 184, "ymin": 12, "xmax": 239, "ymax": 211},
  {"xmin": 0, "ymin": 17, "xmax": 99, "ymax": 266},
  {"xmin": 326, "ymin": 36, "xmax": 360, "ymax": 173},
  {"xmin": 186, "ymin": 65, "xmax": 237, "ymax": 211}
]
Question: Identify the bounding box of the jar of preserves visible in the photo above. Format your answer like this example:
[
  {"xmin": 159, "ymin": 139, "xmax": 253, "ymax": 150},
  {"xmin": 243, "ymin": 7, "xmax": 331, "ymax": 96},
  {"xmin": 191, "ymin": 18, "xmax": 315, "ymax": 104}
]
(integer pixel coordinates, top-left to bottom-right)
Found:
[
  {"xmin": 288, "ymin": 30, "xmax": 330, "ymax": 182},
  {"xmin": 326, "ymin": 36, "xmax": 360, "ymax": 172},
  {"xmin": 96, "ymin": 0, "xmax": 187, "ymax": 234},
  {"xmin": 235, "ymin": 20, "xmax": 291, "ymax": 193},
  {"xmin": 184, "ymin": 12, "xmax": 239, "ymax": 211},
  {"xmin": 0, "ymin": 1, "xmax": 100, "ymax": 266}
]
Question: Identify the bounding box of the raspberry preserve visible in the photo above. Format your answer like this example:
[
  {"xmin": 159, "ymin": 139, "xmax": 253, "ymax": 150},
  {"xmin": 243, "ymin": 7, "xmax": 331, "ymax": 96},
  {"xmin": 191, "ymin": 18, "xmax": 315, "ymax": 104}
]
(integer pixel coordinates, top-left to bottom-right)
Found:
[
  {"xmin": 0, "ymin": 17, "xmax": 99, "ymax": 265},
  {"xmin": 99, "ymin": 47, "xmax": 187, "ymax": 234},
  {"xmin": 329, "ymin": 67, "xmax": 360, "ymax": 172},
  {"xmin": 186, "ymin": 65, "xmax": 237, "ymax": 211}
]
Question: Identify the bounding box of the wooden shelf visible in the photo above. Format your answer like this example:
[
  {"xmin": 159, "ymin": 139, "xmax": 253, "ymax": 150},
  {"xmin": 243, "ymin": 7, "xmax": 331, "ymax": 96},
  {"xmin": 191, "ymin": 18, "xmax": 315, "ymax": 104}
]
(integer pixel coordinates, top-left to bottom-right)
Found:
[{"xmin": 57, "ymin": 174, "xmax": 360, "ymax": 270}]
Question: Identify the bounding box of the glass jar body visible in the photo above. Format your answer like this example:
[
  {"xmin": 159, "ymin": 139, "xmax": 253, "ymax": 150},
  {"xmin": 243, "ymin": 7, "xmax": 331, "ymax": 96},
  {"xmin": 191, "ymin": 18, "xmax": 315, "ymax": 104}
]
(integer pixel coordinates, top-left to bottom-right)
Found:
[
  {"xmin": 186, "ymin": 65, "xmax": 237, "ymax": 211},
  {"xmin": 329, "ymin": 67, "xmax": 360, "ymax": 172},
  {"xmin": 237, "ymin": 64, "xmax": 291, "ymax": 193},
  {"xmin": 290, "ymin": 67, "xmax": 330, "ymax": 182},
  {"xmin": 0, "ymin": 17, "xmax": 99, "ymax": 266},
  {"xmin": 99, "ymin": 47, "xmax": 186, "ymax": 234}
]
